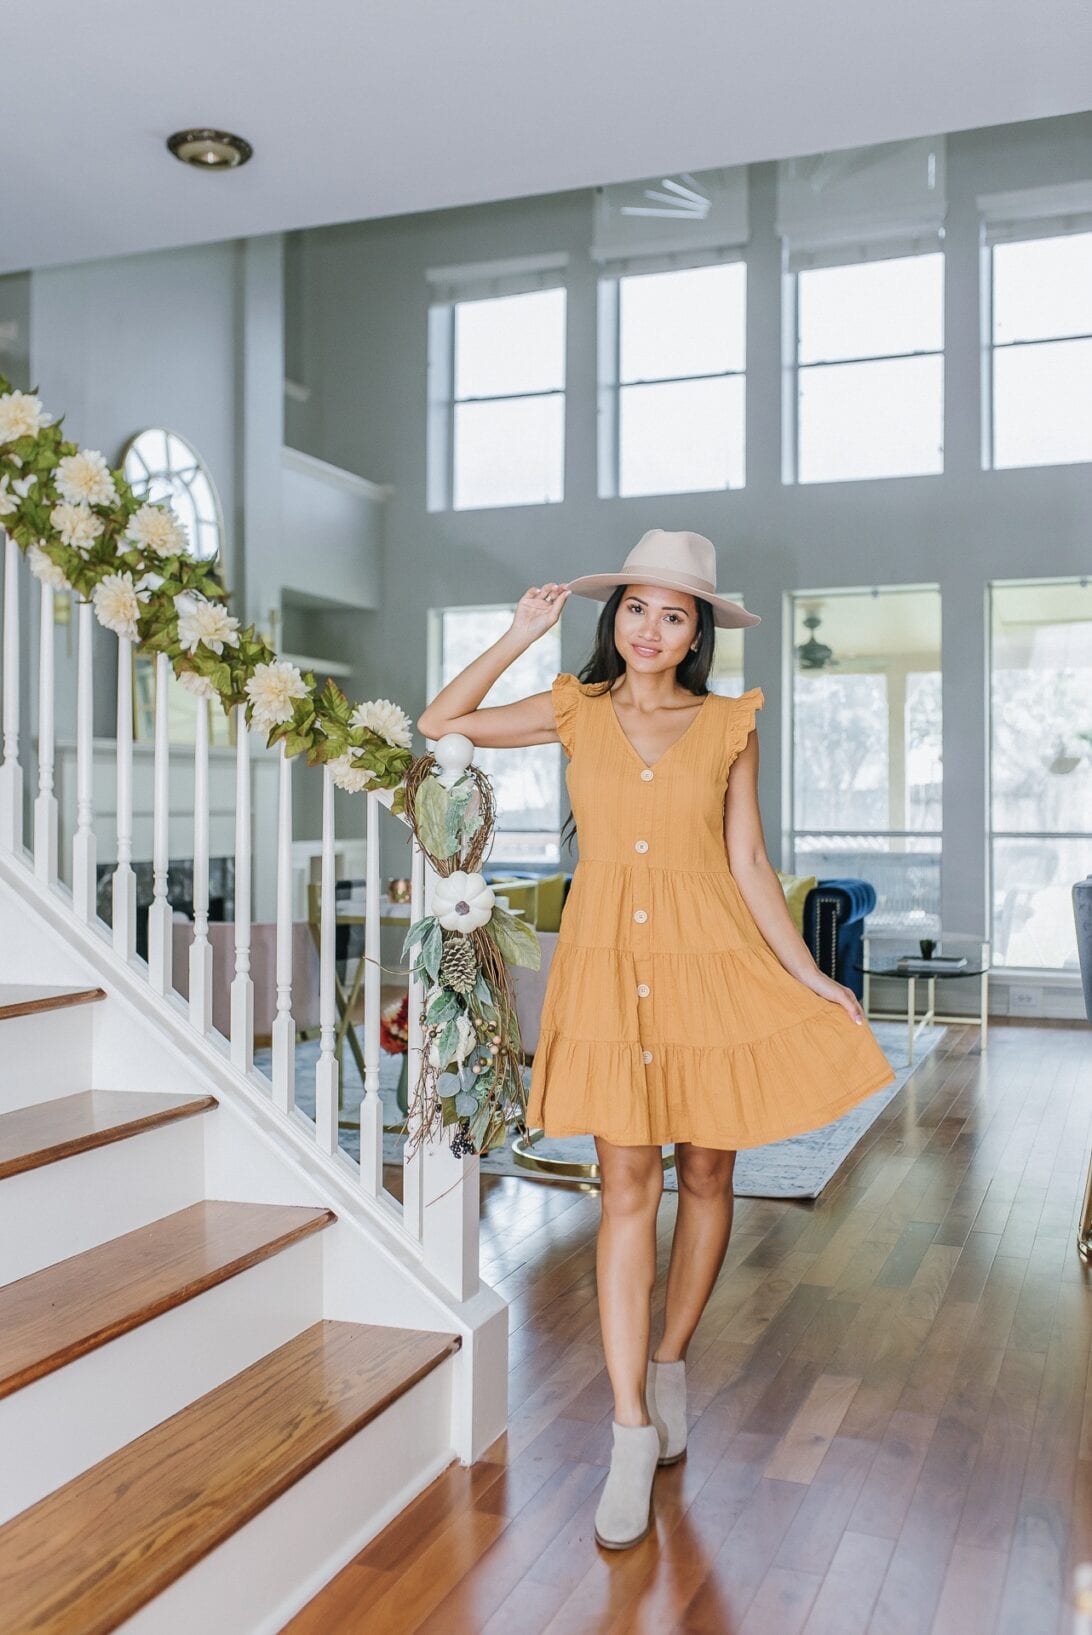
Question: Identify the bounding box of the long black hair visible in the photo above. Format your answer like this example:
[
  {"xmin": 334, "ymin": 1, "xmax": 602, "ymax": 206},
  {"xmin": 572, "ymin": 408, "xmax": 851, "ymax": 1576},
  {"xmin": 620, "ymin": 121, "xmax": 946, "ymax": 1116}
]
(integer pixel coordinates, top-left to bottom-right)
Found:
[{"xmin": 560, "ymin": 584, "xmax": 717, "ymax": 852}]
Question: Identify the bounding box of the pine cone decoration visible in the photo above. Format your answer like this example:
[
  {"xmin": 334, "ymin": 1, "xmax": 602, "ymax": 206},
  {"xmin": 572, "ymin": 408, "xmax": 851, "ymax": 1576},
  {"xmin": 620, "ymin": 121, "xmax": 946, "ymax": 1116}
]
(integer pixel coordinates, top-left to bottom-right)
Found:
[{"xmin": 439, "ymin": 932, "xmax": 477, "ymax": 994}]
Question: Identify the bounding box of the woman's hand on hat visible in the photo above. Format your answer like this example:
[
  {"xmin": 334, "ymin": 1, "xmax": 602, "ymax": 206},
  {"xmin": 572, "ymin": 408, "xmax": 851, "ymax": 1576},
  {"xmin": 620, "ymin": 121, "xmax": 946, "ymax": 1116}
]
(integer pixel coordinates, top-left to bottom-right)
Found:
[{"xmin": 511, "ymin": 582, "xmax": 570, "ymax": 643}]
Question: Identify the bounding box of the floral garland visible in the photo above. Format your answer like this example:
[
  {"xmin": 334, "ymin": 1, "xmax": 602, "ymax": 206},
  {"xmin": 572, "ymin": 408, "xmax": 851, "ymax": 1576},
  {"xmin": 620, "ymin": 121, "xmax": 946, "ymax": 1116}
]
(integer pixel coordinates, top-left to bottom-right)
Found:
[
  {"xmin": 0, "ymin": 378, "xmax": 414, "ymax": 801},
  {"xmin": 0, "ymin": 378, "xmax": 541, "ymax": 1158}
]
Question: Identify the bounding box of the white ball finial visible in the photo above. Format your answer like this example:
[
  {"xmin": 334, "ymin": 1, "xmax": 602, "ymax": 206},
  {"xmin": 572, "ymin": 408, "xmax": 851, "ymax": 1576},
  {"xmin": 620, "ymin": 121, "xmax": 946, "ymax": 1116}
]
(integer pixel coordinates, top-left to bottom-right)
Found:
[{"xmin": 433, "ymin": 732, "xmax": 475, "ymax": 788}]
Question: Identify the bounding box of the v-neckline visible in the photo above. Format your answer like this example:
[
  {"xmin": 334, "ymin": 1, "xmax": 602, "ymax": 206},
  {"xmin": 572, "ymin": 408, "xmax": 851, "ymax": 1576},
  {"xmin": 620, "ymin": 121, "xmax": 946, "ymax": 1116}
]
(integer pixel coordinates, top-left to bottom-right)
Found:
[{"xmin": 605, "ymin": 686, "xmax": 713, "ymax": 772}]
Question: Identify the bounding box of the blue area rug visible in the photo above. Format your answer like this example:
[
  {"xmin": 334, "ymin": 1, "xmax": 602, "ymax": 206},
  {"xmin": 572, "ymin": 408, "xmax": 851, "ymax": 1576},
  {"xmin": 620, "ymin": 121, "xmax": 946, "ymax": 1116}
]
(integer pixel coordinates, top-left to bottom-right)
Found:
[{"xmin": 255, "ymin": 1020, "xmax": 944, "ymax": 1201}]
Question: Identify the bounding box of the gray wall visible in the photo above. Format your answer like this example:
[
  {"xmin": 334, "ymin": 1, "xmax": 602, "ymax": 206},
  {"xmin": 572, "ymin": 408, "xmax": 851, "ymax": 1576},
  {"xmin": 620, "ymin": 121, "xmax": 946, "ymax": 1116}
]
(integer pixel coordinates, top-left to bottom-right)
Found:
[{"xmin": 284, "ymin": 111, "xmax": 1092, "ymax": 952}]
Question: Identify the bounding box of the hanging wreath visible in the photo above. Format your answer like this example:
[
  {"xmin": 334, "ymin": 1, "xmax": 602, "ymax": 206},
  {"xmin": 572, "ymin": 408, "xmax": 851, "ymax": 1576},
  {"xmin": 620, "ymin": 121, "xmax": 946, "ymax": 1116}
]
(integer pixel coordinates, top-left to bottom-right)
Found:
[{"xmin": 400, "ymin": 749, "xmax": 539, "ymax": 1157}]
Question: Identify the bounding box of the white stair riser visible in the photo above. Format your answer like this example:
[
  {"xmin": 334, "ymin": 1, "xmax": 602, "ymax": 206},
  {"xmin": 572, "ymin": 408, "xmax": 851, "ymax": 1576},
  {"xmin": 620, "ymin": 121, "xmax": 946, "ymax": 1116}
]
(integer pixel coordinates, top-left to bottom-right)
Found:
[
  {"xmin": 0, "ymin": 1115, "xmax": 206, "ymax": 1283},
  {"xmin": 0, "ymin": 1005, "xmax": 95, "ymax": 1110},
  {"xmin": 0, "ymin": 1234, "xmax": 325, "ymax": 1525},
  {"xmin": 117, "ymin": 1359, "xmax": 456, "ymax": 1635}
]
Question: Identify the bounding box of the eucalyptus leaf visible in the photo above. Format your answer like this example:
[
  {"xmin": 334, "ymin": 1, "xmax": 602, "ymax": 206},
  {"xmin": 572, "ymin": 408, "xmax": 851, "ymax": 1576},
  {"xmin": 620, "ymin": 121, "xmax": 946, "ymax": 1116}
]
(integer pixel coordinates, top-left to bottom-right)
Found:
[
  {"xmin": 421, "ymin": 921, "xmax": 444, "ymax": 982},
  {"xmin": 426, "ymin": 988, "xmax": 460, "ymax": 1025},
  {"xmin": 436, "ymin": 1016, "xmax": 459, "ymax": 1066},
  {"xmin": 486, "ymin": 906, "xmax": 541, "ymax": 970},
  {"xmin": 401, "ymin": 914, "xmax": 436, "ymax": 958},
  {"xmin": 414, "ymin": 777, "xmax": 454, "ymax": 858}
]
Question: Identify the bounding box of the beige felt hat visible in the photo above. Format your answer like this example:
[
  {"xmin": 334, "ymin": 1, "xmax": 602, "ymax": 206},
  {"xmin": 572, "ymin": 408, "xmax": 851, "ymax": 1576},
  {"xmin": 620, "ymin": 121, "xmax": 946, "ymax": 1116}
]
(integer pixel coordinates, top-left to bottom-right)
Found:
[{"xmin": 565, "ymin": 529, "xmax": 760, "ymax": 630}]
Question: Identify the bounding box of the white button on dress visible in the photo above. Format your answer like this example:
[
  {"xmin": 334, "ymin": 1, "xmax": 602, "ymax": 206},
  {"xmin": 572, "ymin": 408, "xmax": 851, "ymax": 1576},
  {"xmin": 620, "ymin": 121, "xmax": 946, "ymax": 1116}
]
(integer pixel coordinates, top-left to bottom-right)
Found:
[
  {"xmin": 642, "ymin": 1049, "xmax": 654, "ymax": 1064},
  {"xmin": 634, "ymin": 840, "xmax": 649, "ymax": 853},
  {"xmin": 633, "ymin": 909, "xmax": 648, "ymax": 924},
  {"xmin": 640, "ymin": 768, "xmax": 654, "ymax": 781},
  {"xmin": 637, "ymin": 983, "xmax": 650, "ymax": 998}
]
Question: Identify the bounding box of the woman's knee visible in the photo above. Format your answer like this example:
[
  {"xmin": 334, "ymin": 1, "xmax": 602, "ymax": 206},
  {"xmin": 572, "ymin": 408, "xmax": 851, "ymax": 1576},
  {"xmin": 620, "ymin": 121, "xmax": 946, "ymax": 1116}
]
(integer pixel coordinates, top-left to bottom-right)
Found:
[
  {"xmin": 596, "ymin": 1142, "xmax": 664, "ymax": 1219},
  {"xmin": 675, "ymin": 1144, "xmax": 736, "ymax": 1201}
]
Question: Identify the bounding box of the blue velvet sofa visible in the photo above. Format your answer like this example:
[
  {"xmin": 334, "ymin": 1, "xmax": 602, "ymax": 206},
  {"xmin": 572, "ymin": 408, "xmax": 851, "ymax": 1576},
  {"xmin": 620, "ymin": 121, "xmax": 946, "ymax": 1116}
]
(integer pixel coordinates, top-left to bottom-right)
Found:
[{"xmin": 803, "ymin": 878, "xmax": 877, "ymax": 999}]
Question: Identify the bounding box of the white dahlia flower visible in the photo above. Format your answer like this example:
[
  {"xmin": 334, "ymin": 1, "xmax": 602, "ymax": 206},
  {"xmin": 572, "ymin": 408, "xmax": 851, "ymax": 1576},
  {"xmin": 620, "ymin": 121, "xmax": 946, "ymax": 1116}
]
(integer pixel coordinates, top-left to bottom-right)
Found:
[
  {"xmin": 328, "ymin": 753, "xmax": 377, "ymax": 793},
  {"xmin": 124, "ymin": 503, "xmax": 188, "ymax": 558},
  {"xmin": 55, "ymin": 450, "xmax": 116, "ymax": 509},
  {"xmin": 175, "ymin": 593, "xmax": 240, "ymax": 656},
  {"xmin": 27, "ymin": 544, "xmax": 70, "ymax": 591},
  {"xmin": 245, "ymin": 660, "xmax": 309, "ymax": 732},
  {"xmin": 349, "ymin": 696, "xmax": 413, "ymax": 748},
  {"xmin": 0, "ymin": 390, "xmax": 53, "ymax": 444},
  {"xmin": 178, "ymin": 669, "xmax": 217, "ymax": 701},
  {"xmin": 92, "ymin": 572, "xmax": 143, "ymax": 641},
  {"xmin": 49, "ymin": 501, "xmax": 104, "ymax": 551}
]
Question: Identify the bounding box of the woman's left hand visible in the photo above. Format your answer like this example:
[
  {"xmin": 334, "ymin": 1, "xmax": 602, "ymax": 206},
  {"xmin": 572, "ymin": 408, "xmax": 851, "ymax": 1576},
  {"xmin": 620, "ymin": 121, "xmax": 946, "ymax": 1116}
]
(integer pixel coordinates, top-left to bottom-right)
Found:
[{"xmin": 799, "ymin": 969, "xmax": 865, "ymax": 1025}]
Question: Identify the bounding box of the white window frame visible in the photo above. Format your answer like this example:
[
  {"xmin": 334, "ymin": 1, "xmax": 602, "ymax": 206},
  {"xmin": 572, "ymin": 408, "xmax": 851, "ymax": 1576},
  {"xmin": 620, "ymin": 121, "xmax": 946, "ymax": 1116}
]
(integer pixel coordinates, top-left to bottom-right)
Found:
[
  {"xmin": 425, "ymin": 254, "xmax": 568, "ymax": 513},
  {"xmin": 978, "ymin": 185, "xmax": 1092, "ymax": 472},
  {"xmin": 781, "ymin": 243, "xmax": 946, "ymax": 486},
  {"xmin": 596, "ymin": 250, "xmax": 747, "ymax": 499}
]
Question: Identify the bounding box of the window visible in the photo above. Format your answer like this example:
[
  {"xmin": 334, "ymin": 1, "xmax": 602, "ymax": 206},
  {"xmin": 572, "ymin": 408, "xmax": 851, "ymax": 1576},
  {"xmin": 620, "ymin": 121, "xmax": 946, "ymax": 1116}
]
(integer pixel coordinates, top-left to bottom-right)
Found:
[
  {"xmin": 989, "ymin": 579, "xmax": 1092, "ymax": 971},
  {"xmin": 428, "ymin": 605, "xmax": 562, "ymax": 865},
  {"xmin": 986, "ymin": 231, "xmax": 1092, "ymax": 470},
  {"xmin": 598, "ymin": 260, "xmax": 746, "ymax": 497},
  {"xmin": 790, "ymin": 586, "xmax": 942, "ymax": 930},
  {"xmin": 427, "ymin": 263, "xmax": 567, "ymax": 512},
  {"xmin": 787, "ymin": 253, "xmax": 945, "ymax": 484}
]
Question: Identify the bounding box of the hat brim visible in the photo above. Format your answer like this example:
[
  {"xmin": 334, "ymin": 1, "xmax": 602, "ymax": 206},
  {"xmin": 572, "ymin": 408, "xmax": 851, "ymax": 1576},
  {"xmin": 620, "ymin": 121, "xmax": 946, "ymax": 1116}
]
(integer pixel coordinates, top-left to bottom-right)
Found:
[{"xmin": 565, "ymin": 572, "xmax": 760, "ymax": 630}]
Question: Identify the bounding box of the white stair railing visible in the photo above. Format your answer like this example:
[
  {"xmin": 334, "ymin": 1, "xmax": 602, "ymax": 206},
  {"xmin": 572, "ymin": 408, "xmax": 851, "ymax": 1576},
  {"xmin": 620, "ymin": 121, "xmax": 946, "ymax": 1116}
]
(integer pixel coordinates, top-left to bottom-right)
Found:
[{"xmin": 0, "ymin": 534, "xmax": 481, "ymax": 1301}]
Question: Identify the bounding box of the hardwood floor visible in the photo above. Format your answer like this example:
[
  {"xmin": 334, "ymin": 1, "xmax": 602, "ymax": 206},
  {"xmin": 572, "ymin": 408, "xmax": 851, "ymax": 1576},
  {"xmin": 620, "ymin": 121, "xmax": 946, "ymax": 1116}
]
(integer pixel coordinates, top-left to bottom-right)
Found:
[{"xmin": 285, "ymin": 1023, "xmax": 1092, "ymax": 1634}]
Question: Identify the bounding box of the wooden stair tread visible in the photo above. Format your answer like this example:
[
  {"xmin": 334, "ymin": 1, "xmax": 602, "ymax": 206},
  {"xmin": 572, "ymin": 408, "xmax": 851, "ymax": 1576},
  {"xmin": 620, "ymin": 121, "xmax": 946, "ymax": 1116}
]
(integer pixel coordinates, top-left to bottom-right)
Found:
[
  {"xmin": 0, "ymin": 1200, "xmax": 334, "ymax": 1399},
  {"xmin": 0, "ymin": 1319, "xmax": 459, "ymax": 1635},
  {"xmin": 0, "ymin": 1089, "xmax": 216, "ymax": 1181},
  {"xmin": 0, "ymin": 985, "xmax": 106, "ymax": 1023}
]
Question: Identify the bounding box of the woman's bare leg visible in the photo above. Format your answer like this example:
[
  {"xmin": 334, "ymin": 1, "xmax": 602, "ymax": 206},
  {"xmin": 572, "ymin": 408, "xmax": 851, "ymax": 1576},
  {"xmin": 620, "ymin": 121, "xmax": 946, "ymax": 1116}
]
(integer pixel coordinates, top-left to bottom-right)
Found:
[
  {"xmin": 594, "ymin": 1137, "xmax": 665, "ymax": 1425},
  {"xmin": 655, "ymin": 1143, "xmax": 736, "ymax": 1363}
]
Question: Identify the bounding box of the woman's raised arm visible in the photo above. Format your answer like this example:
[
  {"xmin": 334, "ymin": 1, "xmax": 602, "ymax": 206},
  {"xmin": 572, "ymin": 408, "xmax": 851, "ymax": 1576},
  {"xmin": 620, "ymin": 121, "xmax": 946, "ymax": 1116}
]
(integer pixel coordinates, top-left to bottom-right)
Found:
[{"xmin": 416, "ymin": 581, "xmax": 570, "ymax": 749}]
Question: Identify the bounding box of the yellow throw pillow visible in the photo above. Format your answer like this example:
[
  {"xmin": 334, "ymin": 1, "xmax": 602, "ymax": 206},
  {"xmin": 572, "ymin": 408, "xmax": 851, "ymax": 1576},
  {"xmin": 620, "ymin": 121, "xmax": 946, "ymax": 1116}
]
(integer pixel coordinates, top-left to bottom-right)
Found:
[
  {"xmin": 533, "ymin": 872, "xmax": 567, "ymax": 932},
  {"xmin": 776, "ymin": 870, "xmax": 817, "ymax": 935}
]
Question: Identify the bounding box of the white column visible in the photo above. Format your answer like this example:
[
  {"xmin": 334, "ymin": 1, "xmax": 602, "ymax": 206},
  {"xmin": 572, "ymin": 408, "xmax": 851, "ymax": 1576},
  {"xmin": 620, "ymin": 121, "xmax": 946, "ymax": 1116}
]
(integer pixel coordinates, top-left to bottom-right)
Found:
[
  {"xmin": 315, "ymin": 766, "xmax": 339, "ymax": 1154},
  {"xmin": 230, "ymin": 707, "xmax": 254, "ymax": 1073},
  {"xmin": 0, "ymin": 534, "xmax": 23, "ymax": 851},
  {"xmin": 112, "ymin": 635, "xmax": 136, "ymax": 959},
  {"xmin": 147, "ymin": 653, "xmax": 172, "ymax": 992},
  {"xmin": 271, "ymin": 743, "xmax": 295, "ymax": 1111},
  {"xmin": 33, "ymin": 581, "xmax": 58, "ymax": 882},
  {"xmin": 188, "ymin": 701, "xmax": 212, "ymax": 1033},
  {"xmin": 358, "ymin": 788, "xmax": 383, "ymax": 1197},
  {"xmin": 72, "ymin": 600, "xmax": 96, "ymax": 920}
]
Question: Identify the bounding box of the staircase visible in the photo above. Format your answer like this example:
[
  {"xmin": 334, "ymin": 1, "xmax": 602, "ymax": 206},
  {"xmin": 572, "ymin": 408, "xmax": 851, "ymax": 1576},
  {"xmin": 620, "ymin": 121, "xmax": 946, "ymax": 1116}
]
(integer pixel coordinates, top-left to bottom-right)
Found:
[{"xmin": 0, "ymin": 982, "xmax": 474, "ymax": 1633}]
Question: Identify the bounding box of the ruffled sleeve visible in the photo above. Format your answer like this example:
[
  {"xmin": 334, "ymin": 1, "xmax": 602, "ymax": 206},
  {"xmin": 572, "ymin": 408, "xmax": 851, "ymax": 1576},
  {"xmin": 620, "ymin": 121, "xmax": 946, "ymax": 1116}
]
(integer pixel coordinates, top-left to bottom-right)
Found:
[
  {"xmin": 726, "ymin": 686, "xmax": 764, "ymax": 768},
  {"xmin": 551, "ymin": 672, "xmax": 581, "ymax": 758}
]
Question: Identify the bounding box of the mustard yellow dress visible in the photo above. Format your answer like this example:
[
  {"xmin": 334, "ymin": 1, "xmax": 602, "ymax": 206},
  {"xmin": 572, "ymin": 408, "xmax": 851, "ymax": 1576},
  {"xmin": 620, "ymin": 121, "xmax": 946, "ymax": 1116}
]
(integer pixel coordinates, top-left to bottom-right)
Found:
[{"xmin": 525, "ymin": 673, "xmax": 896, "ymax": 1149}]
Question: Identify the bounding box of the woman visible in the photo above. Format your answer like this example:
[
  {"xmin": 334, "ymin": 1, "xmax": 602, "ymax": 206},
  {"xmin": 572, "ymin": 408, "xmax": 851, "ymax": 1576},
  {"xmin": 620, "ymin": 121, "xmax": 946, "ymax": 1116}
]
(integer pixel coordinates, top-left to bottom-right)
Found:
[{"xmin": 417, "ymin": 529, "xmax": 895, "ymax": 1551}]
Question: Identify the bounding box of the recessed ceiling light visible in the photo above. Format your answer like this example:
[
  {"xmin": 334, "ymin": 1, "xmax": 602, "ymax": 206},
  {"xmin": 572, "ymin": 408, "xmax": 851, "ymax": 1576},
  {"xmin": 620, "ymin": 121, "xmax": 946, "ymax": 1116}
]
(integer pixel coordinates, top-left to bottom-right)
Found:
[{"xmin": 166, "ymin": 129, "xmax": 253, "ymax": 170}]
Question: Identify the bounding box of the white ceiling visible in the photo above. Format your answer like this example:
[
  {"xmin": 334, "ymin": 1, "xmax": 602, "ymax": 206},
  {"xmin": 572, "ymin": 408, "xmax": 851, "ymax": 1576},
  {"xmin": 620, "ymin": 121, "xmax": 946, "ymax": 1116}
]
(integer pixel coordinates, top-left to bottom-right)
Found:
[{"xmin": 6, "ymin": 0, "xmax": 1091, "ymax": 276}]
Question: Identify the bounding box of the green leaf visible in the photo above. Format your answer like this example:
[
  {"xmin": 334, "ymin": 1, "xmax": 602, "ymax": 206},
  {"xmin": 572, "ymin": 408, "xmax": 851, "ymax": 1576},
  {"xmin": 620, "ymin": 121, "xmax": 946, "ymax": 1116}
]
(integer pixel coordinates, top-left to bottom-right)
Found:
[
  {"xmin": 426, "ymin": 988, "xmax": 460, "ymax": 1025},
  {"xmin": 421, "ymin": 920, "xmax": 444, "ymax": 982},
  {"xmin": 401, "ymin": 914, "xmax": 436, "ymax": 958},
  {"xmin": 414, "ymin": 776, "xmax": 454, "ymax": 858},
  {"xmin": 485, "ymin": 906, "xmax": 541, "ymax": 970},
  {"xmin": 435, "ymin": 1016, "xmax": 459, "ymax": 1066}
]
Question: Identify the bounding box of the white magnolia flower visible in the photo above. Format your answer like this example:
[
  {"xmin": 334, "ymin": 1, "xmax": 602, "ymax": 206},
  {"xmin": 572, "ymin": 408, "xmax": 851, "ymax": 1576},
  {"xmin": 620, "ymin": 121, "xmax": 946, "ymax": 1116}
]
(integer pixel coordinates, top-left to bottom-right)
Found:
[
  {"xmin": 55, "ymin": 450, "xmax": 115, "ymax": 509},
  {"xmin": 178, "ymin": 669, "xmax": 217, "ymax": 701},
  {"xmin": 27, "ymin": 543, "xmax": 70, "ymax": 592},
  {"xmin": 91, "ymin": 572, "xmax": 143, "ymax": 641},
  {"xmin": 350, "ymin": 696, "xmax": 413, "ymax": 748},
  {"xmin": 328, "ymin": 752, "xmax": 377, "ymax": 793},
  {"xmin": 0, "ymin": 390, "xmax": 53, "ymax": 444},
  {"xmin": 175, "ymin": 593, "xmax": 240, "ymax": 656},
  {"xmin": 50, "ymin": 501, "xmax": 104, "ymax": 551},
  {"xmin": 124, "ymin": 503, "xmax": 188, "ymax": 558},
  {"xmin": 245, "ymin": 660, "xmax": 309, "ymax": 732}
]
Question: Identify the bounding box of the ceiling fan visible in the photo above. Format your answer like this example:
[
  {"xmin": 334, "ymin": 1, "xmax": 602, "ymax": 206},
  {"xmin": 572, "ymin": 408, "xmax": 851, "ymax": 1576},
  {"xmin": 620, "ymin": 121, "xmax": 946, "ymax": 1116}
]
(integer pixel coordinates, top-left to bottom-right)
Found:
[
  {"xmin": 796, "ymin": 612, "xmax": 839, "ymax": 670},
  {"xmin": 619, "ymin": 174, "xmax": 712, "ymax": 221}
]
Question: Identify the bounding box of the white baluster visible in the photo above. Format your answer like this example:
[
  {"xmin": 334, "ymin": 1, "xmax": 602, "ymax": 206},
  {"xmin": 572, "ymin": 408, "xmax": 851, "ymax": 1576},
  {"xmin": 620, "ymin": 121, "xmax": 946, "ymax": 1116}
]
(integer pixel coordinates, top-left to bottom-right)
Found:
[
  {"xmin": 315, "ymin": 766, "xmax": 338, "ymax": 1154},
  {"xmin": 112, "ymin": 635, "xmax": 136, "ymax": 959},
  {"xmin": 0, "ymin": 534, "xmax": 23, "ymax": 851},
  {"xmin": 72, "ymin": 600, "xmax": 96, "ymax": 920},
  {"xmin": 272, "ymin": 743, "xmax": 295, "ymax": 1111},
  {"xmin": 359, "ymin": 788, "xmax": 383, "ymax": 1197},
  {"xmin": 400, "ymin": 836, "xmax": 427, "ymax": 1233},
  {"xmin": 189, "ymin": 699, "xmax": 212, "ymax": 1033},
  {"xmin": 33, "ymin": 580, "xmax": 58, "ymax": 882},
  {"xmin": 146, "ymin": 653, "xmax": 172, "ymax": 992},
  {"xmin": 230, "ymin": 707, "xmax": 254, "ymax": 1073}
]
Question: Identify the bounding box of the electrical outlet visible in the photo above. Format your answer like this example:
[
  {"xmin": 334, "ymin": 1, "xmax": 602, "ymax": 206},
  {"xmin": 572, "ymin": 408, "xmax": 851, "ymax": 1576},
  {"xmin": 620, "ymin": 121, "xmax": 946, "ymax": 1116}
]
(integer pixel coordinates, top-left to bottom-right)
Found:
[{"xmin": 1009, "ymin": 986, "xmax": 1041, "ymax": 1014}]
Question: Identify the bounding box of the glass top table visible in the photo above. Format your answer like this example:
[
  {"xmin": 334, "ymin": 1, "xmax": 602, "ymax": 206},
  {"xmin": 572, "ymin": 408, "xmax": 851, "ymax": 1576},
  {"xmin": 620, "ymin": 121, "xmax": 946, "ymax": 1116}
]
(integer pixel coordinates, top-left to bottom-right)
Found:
[{"xmin": 856, "ymin": 938, "xmax": 990, "ymax": 1064}]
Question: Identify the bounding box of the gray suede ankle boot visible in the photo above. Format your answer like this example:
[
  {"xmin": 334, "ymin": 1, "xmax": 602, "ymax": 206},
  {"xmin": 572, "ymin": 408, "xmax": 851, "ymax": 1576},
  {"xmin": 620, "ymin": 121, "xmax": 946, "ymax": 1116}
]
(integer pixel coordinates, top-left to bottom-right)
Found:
[
  {"xmin": 647, "ymin": 1358, "xmax": 687, "ymax": 1465},
  {"xmin": 594, "ymin": 1421, "xmax": 660, "ymax": 1549}
]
